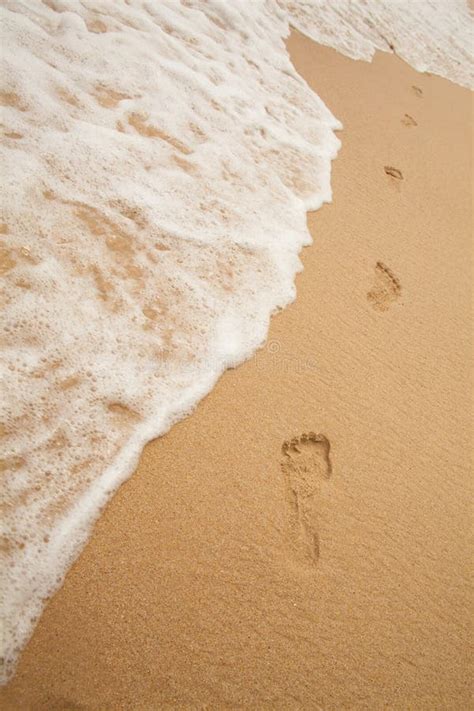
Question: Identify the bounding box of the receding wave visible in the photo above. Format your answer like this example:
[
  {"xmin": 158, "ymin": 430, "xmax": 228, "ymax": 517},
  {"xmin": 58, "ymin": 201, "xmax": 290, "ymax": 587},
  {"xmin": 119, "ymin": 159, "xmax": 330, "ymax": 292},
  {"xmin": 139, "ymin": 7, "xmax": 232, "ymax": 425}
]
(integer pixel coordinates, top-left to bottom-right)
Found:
[{"xmin": 1, "ymin": 0, "xmax": 341, "ymax": 682}]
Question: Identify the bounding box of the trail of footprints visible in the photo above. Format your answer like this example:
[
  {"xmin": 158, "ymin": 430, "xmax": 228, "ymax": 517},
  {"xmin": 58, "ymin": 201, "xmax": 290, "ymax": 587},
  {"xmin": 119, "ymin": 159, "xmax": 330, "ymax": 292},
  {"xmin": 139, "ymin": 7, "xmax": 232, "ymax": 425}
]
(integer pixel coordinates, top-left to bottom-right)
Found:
[
  {"xmin": 374, "ymin": 83, "xmax": 418, "ymax": 310},
  {"xmin": 386, "ymin": 83, "xmax": 422, "ymax": 180},
  {"xmin": 280, "ymin": 83, "xmax": 418, "ymax": 559},
  {"xmin": 280, "ymin": 433, "xmax": 332, "ymax": 565}
]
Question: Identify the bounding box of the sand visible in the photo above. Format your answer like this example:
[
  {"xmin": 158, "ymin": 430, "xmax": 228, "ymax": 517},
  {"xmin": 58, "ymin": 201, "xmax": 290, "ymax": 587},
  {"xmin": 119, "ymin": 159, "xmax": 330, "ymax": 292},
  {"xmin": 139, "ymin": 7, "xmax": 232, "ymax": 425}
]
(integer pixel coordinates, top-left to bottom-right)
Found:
[{"xmin": 1, "ymin": 31, "xmax": 472, "ymax": 710}]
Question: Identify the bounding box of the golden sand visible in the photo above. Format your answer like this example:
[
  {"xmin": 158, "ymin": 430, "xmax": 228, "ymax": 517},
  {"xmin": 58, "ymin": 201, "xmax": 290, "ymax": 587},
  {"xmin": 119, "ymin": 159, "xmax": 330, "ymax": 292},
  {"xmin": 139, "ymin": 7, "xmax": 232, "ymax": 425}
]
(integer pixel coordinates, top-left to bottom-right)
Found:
[{"xmin": 1, "ymin": 32, "xmax": 472, "ymax": 710}]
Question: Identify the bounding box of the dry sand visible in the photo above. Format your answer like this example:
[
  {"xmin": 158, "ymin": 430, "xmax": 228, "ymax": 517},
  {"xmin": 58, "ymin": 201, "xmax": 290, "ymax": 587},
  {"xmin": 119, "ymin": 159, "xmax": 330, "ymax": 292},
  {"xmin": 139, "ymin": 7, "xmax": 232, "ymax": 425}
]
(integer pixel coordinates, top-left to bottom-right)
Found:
[{"xmin": 1, "ymin": 31, "xmax": 472, "ymax": 710}]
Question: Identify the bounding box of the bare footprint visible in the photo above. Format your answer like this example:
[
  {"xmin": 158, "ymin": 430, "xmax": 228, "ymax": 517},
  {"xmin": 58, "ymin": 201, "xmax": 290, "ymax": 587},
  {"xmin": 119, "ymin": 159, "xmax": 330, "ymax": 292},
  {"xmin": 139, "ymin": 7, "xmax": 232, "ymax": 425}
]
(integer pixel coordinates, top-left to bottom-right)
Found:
[
  {"xmin": 280, "ymin": 433, "xmax": 332, "ymax": 565},
  {"xmin": 412, "ymin": 85, "xmax": 423, "ymax": 98},
  {"xmin": 384, "ymin": 166, "xmax": 403, "ymax": 180},
  {"xmin": 367, "ymin": 261, "xmax": 401, "ymax": 311},
  {"xmin": 401, "ymin": 113, "xmax": 417, "ymax": 127}
]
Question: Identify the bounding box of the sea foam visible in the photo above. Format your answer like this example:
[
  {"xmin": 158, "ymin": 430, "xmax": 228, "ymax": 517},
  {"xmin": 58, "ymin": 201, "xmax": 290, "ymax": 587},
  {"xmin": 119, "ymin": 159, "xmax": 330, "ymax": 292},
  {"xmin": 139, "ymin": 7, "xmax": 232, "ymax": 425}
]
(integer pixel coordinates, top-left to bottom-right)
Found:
[
  {"xmin": 0, "ymin": 0, "xmax": 341, "ymax": 682},
  {"xmin": 285, "ymin": 0, "xmax": 474, "ymax": 89},
  {"xmin": 1, "ymin": 0, "xmax": 472, "ymax": 685}
]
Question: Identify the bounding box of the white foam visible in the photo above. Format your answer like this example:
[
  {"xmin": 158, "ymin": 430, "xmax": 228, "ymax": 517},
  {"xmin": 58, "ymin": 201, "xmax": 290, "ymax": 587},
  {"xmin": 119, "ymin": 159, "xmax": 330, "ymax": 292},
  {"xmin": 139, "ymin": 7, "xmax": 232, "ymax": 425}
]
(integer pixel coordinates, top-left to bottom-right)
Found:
[
  {"xmin": 284, "ymin": 0, "xmax": 474, "ymax": 89},
  {"xmin": 0, "ymin": 0, "xmax": 341, "ymax": 683},
  {"xmin": 1, "ymin": 0, "xmax": 472, "ymax": 685}
]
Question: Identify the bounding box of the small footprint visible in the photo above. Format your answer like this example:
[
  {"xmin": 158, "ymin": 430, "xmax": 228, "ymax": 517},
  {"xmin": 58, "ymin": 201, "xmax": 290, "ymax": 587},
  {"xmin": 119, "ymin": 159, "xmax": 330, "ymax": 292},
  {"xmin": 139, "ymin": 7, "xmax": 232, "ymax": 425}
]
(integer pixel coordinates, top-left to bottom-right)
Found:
[
  {"xmin": 384, "ymin": 166, "xmax": 403, "ymax": 180},
  {"xmin": 412, "ymin": 85, "xmax": 423, "ymax": 98},
  {"xmin": 280, "ymin": 433, "xmax": 332, "ymax": 565},
  {"xmin": 367, "ymin": 261, "xmax": 401, "ymax": 311},
  {"xmin": 401, "ymin": 113, "xmax": 417, "ymax": 127}
]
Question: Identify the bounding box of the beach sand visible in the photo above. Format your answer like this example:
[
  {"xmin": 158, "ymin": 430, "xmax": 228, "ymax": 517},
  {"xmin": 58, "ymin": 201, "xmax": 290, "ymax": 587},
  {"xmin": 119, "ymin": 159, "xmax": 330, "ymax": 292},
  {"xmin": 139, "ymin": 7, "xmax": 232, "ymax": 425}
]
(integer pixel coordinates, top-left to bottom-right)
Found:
[{"xmin": 1, "ymin": 31, "xmax": 472, "ymax": 710}]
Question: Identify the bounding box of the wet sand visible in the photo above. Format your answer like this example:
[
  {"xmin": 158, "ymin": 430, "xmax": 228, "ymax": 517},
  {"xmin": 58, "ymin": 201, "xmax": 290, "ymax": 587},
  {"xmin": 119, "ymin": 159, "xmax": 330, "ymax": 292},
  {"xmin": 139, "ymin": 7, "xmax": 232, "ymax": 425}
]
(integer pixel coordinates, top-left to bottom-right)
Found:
[{"xmin": 1, "ymin": 31, "xmax": 472, "ymax": 710}]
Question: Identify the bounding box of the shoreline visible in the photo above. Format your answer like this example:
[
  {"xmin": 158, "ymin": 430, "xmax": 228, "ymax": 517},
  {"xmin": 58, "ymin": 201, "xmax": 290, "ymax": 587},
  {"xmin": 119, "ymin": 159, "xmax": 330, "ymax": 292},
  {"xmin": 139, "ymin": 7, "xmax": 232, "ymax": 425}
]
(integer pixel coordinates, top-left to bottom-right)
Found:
[{"xmin": 2, "ymin": 31, "xmax": 472, "ymax": 710}]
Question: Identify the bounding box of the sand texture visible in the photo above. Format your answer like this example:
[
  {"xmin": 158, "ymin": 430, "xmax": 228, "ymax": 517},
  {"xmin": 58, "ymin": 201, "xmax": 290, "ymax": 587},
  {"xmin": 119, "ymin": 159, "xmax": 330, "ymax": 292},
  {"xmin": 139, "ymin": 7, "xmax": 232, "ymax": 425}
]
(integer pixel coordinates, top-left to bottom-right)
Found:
[{"xmin": 1, "ymin": 32, "xmax": 472, "ymax": 710}]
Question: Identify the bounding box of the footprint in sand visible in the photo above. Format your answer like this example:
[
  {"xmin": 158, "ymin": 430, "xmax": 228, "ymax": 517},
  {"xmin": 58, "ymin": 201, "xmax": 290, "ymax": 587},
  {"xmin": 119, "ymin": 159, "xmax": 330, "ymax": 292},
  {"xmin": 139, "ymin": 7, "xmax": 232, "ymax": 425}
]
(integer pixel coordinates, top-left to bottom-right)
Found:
[
  {"xmin": 412, "ymin": 85, "xmax": 423, "ymax": 97},
  {"xmin": 367, "ymin": 261, "xmax": 401, "ymax": 311},
  {"xmin": 401, "ymin": 113, "xmax": 417, "ymax": 127},
  {"xmin": 280, "ymin": 433, "xmax": 332, "ymax": 565},
  {"xmin": 384, "ymin": 165, "xmax": 403, "ymax": 181}
]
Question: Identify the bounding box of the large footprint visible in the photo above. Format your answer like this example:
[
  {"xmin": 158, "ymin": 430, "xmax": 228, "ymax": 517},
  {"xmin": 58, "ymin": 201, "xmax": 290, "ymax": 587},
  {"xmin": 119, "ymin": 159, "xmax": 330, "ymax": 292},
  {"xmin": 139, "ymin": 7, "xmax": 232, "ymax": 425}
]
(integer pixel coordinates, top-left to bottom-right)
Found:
[{"xmin": 280, "ymin": 433, "xmax": 332, "ymax": 565}]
